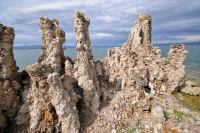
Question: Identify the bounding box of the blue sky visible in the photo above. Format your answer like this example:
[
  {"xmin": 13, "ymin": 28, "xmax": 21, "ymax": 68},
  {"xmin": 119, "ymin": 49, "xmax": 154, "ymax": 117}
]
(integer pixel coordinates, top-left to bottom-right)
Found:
[{"xmin": 0, "ymin": 0, "xmax": 200, "ymax": 46}]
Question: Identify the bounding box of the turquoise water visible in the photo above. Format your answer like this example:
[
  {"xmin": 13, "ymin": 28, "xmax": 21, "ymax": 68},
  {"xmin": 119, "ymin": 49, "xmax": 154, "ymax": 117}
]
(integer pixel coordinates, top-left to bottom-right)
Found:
[
  {"xmin": 14, "ymin": 44, "xmax": 200, "ymax": 83},
  {"xmin": 13, "ymin": 47, "xmax": 109, "ymax": 69},
  {"xmin": 158, "ymin": 44, "xmax": 200, "ymax": 84}
]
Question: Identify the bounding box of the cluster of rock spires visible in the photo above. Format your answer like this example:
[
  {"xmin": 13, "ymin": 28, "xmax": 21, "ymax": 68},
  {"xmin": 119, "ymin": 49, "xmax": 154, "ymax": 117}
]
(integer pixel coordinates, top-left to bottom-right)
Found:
[{"xmin": 0, "ymin": 12, "xmax": 200, "ymax": 133}]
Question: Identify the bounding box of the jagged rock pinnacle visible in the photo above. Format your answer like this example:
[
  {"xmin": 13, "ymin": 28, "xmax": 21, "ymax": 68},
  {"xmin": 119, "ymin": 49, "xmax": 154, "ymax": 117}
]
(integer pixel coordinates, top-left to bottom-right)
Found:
[
  {"xmin": 1, "ymin": 12, "xmax": 197, "ymax": 133},
  {"xmin": 0, "ymin": 23, "xmax": 21, "ymax": 131},
  {"xmin": 38, "ymin": 17, "xmax": 65, "ymax": 74},
  {"xmin": 74, "ymin": 11, "xmax": 100, "ymax": 115},
  {"xmin": 128, "ymin": 13, "xmax": 152, "ymax": 48}
]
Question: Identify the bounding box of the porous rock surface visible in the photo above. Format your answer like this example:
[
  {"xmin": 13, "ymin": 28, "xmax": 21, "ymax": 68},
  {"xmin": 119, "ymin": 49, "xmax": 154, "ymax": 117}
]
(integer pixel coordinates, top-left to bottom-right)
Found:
[
  {"xmin": 0, "ymin": 23, "xmax": 21, "ymax": 132},
  {"xmin": 102, "ymin": 14, "xmax": 188, "ymax": 95},
  {"xmin": 38, "ymin": 17, "xmax": 65, "ymax": 74},
  {"xmin": 74, "ymin": 12, "xmax": 100, "ymax": 115},
  {"xmin": 181, "ymin": 80, "xmax": 200, "ymax": 96},
  {"xmin": 15, "ymin": 17, "xmax": 80, "ymax": 133},
  {"xmin": 1, "ymin": 12, "xmax": 200, "ymax": 133}
]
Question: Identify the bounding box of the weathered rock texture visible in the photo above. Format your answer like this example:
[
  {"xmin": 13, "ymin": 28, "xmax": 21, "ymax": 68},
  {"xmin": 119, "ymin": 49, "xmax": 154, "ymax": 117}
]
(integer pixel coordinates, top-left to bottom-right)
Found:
[
  {"xmin": 85, "ymin": 13, "xmax": 190, "ymax": 133},
  {"xmin": 128, "ymin": 14, "xmax": 151, "ymax": 47},
  {"xmin": 103, "ymin": 14, "xmax": 187, "ymax": 95},
  {"xmin": 15, "ymin": 18, "xmax": 80, "ymax": 133},
  {"xmin": 1, "ymin": 12, "xmax": 200, "ymax": 133},
  {"xmin": 38, "ymin": 17, "xmax": 65, "ymax": 74},
  {"xmin": 181, "ymin": 80, "xmax": 200, "ymax": 95},
  {"xmin": 0, "ymin": 23, "xmax": 21, "ymax": 131},
  {"xmin": 74, "ymin": 12, "xmax": 100, "ymax": 115}
]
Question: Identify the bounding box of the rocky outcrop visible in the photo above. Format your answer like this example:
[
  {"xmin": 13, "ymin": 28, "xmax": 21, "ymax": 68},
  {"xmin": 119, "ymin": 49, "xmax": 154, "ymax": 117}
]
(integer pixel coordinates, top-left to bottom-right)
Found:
[
  {"xmin": 0, "ymin": 23, "xmax": 21, "ymax": 131},
  {"xmin": 38, "ymin": 17, "xmax": 65, "ymax": 74},
  {"xmin": 166, "ymin": 45, "xmax": 188, "ymax": 92},
  {"xmin": 181, "ymin": 80, "xmax": 200, "ymax": 95},
  {"xmin": 127, "ymin": 14, "xmax": 151, "ymax": 47},
  {"xmin": 74, "ymin": 12, "xmax": 100, "ymax": 115},
  {"xmin": 1, "ymin": 12, "xmax": 199, "ymax": 133},
  {"xmin": 87, "ymin": 14, "xmax": 189, "ymax": 132},
  {"xmin": 15, "ymin": 18, "xmax": 80, "ymax": 133},
  {"xmin": 103, "ymin": 14, "xmax": 187, "ymax": 95}
]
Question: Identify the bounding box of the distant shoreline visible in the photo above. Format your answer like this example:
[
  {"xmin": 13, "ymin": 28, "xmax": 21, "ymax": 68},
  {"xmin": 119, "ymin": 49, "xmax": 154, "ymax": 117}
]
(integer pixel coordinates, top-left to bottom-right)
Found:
[{"xmin": 13, "ymin": 42, "xmax": 200, "ymax": 49}]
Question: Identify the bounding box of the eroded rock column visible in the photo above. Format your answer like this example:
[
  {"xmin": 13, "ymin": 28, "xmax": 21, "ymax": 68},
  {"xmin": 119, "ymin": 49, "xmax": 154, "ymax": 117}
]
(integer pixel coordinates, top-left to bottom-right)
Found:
[
  {"xmin": 166, "ymin": 45, "xmax": 188, "ymax": 92},
  {"xmin": 128, "ymin": 14, "xmax": 152, "ymax": 47},
  {"xmin": 38, "ymin": 17, "xmax": 65, "ymax": 74},
  {"xmin": 74, "ymin": 12, "xmax": 100, "ymax": 114},
  {"xmin": 0, "ymin": 23, "xmax": 21, "ymax": 131}
]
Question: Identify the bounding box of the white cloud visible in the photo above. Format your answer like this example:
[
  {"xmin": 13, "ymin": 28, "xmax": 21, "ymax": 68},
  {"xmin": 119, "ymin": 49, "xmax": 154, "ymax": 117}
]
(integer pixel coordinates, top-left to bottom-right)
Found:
[
  {"xmin": 15, "ymin": 34, "xmax": 37, "ymax": 41},
  {"xmin": 1, "ymin": 0, "xmax": 200, "ymax": 45},
  {"xmin": 24, "ymin": 20, "xmax": 39, "ymax": 25},
  {"xmin": 172, "ymin": 35, "xmax": 200, "ymax": 43},
  {"xmin": 159, "ymin": 18, "xmax": 200, "ymax": 29},
  {"xmin": 66, "ymin": 32, "xmax": 75, "ymax": 41},
  {"xmin": 22, "ymin": 0, "xmax": 102, "ymax": 13},
  {"xmin": 96, "ymin": 15, "xmax": 117, "ymax": 23},
  {"xmin": 123, "ymin": 6, "xmax": 145, "ymax": 14},
  {"xmin": 153, "ymin": 40, "xmax": 179, "ymax": 44},
  {"xmin": 94, "ymin": 32, "xmax": 114, "ymax": 37}
]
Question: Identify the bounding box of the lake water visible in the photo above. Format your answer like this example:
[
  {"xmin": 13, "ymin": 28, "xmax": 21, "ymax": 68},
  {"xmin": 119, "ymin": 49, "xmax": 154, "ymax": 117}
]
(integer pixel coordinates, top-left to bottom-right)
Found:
[
  {"xmin": 14, "ymin": 44, "xmax": 200, "ymax": 83},
  {"xmin": 158, "ymin": 44, "xmax": 200, "ymax": 84}
]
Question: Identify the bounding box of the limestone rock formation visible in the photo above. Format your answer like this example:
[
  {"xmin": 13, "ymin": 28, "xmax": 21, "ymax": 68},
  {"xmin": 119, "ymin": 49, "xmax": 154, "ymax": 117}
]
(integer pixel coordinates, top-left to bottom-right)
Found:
[
  {"xmin": 166, "ymin": 45, "xmax": 188, "ymax": 92},
  {"xmin": 15, "ymin": 18, "xmax": 80, "ymax": 133},
  {"xmin": 0, "ymin": 23, "xmax": 21, "ymax": 131},
  {"xmin": 128, "ymin": 14, "xmax": 151, "ymax": 47},
  {"xmin": 1, "ymin": 12, "xmax": 200, "ymax": 133},
  {"xmin": 47, "ymin": 73, "xmax": 80, "ymax": 133},
  {"xmin": 74, "ymin": 12, "xmax": 100, "ymax": 114},
  {"xmin": 103, "ymin": 14, "xmax": 188, "ymax": 95},
  {"xmin": 87, "ymin": 14, "xmax": 190, "ymax": 132},
  {"xmin": 38, "ymin": 17, "xmax": 65, "ymax": 74},
  {"xmin": 181, "ymin": 80, "xmax": 200, "ymax": 95}
]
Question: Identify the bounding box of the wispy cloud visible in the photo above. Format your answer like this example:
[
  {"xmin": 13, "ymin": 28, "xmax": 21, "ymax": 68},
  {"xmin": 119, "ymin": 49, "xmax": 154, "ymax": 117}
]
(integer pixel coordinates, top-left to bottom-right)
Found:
[
  {"xmin": 0, "ymin": 0, "xmax": 200, "ymax": 46},
  {"xmin": 96, "ymin": 16, "xmax": 117, "ymax": 23},
  {"xmin": 22, "ymin": 0, "xmax": 102, "ymax": 13},
  {"xmin": 172, "ymin": 35, "xmax": 200, "ymax": 43},
  {"xmin": 15, "ymin": 34, "xmax": 34, "ymax": 40},
  {"xmin": 94, "ymin": 33, "xmax": 114, "ymax": 37}
]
